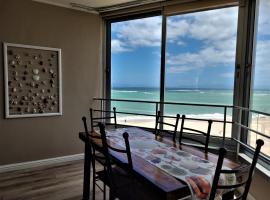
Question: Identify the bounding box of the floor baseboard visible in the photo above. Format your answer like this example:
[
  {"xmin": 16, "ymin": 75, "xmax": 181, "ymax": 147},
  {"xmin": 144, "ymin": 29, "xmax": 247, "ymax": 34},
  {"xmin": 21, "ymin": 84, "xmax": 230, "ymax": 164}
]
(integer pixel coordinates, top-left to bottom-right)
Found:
[{"xmin": 0, "ymin": 153, "xmax": 84, "ymax": 173}]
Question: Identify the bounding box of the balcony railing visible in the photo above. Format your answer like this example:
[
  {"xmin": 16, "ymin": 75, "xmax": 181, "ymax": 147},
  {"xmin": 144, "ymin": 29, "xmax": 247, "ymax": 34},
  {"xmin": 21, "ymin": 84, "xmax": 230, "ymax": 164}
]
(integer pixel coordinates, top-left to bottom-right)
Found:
[{"xmin": 92, "ymin": 97, "xmax": 270, "ymax": 164}]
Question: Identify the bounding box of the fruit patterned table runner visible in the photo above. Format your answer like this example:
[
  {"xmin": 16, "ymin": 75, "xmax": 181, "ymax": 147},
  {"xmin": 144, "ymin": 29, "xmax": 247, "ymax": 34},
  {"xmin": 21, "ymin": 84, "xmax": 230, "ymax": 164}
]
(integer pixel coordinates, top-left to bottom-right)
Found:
[{"xmin": 106, "ymin": 127, "xmax": 235, "ymax": 200}]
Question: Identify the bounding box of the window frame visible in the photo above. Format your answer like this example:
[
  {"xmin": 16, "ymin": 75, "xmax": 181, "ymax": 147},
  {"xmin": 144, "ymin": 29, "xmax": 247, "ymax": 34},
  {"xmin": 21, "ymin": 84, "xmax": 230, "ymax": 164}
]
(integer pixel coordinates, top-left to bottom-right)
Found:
[{"xmin": 104, "ymin": 0, "xmax": 270, "ymax": 171}]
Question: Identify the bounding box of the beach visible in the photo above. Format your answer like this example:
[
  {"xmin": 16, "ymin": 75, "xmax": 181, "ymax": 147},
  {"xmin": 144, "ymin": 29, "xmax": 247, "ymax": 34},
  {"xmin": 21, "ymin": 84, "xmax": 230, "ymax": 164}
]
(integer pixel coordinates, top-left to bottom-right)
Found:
[
  {"xmin": 110, "ymin": 88, "xmax": 270, "ymax": 156},
  {"xmin": 116, "ymin": 115, "xmax": 270, "ymax": 156}
]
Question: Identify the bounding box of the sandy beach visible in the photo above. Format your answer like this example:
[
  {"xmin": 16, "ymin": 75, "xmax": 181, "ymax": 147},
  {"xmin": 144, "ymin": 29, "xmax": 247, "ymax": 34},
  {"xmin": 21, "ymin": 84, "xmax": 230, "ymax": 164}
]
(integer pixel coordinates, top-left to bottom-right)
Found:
[{"xmin": 116, "ymin": 115, "xmax": 270, "ymax": 156}]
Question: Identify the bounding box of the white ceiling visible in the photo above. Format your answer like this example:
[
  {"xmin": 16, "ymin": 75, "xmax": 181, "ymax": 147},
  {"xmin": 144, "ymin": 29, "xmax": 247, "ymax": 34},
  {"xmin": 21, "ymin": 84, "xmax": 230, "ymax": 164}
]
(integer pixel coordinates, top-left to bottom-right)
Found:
[{"xmin": 33, "ymin": 0, "xmax": 142, "ymax": 13}]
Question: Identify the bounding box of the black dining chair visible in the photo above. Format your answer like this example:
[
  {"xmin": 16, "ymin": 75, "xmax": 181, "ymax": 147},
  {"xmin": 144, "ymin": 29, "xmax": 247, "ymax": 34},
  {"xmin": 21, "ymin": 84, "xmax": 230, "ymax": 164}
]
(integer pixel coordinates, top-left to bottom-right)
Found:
[
  {"xmin": 98, "ymin": 123, "xmax": 164, "ymax": 200},
  {"xmin": 179, "ymin": 115, "xmax": 212, "ymax": 153},
  {"xmin": 209, "ymin": 139, "xmax": 264, "ymax": 200},
  {"xmin": 154, "ymin": 111, "xmax": 180, "ymax": 142},
  {"xmin": 82, "ymin": 116, "xmax": 107, "ymax": 200},
  {"xmin": 90, "ymin": 107, "xmax": 117, "ymax": 132}
]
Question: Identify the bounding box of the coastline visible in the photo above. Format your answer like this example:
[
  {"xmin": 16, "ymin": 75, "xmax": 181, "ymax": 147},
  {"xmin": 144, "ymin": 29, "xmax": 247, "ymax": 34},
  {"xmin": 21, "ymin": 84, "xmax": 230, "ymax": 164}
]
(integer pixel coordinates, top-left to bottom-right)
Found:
[{"xmin": 116, "ymin": 115, "xmax": 270, "ymax": 155}]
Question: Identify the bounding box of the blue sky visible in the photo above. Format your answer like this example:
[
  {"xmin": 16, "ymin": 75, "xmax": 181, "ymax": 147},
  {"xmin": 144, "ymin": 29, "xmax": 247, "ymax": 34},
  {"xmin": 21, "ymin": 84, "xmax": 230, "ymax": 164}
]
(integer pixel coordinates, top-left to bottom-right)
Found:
[{"xmin": 111, "ymin": 4, "xmax": 270, "ymax": 90}]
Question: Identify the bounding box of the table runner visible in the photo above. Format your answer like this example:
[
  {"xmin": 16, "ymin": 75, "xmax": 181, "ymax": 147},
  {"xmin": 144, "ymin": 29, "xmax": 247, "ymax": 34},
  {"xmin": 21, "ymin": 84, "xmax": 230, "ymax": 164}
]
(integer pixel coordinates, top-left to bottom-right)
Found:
[{"xmin": 106, "ymin": 127, "xmax": 235, "ymax": 200}]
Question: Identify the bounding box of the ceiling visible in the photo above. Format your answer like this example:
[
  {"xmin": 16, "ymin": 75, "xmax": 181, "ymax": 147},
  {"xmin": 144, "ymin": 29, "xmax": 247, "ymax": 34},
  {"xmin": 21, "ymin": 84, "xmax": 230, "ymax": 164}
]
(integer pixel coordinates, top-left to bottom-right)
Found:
[{"xmin": 32, "ymin": 0, "xmax": 160, "ymax": 13}]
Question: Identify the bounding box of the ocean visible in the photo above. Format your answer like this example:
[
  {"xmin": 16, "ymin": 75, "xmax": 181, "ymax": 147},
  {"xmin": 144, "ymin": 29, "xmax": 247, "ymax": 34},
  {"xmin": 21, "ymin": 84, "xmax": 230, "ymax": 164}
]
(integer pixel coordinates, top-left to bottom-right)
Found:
[{"xmin": 111, "ymin": 88, "xmax": 270, "ymax": 119}]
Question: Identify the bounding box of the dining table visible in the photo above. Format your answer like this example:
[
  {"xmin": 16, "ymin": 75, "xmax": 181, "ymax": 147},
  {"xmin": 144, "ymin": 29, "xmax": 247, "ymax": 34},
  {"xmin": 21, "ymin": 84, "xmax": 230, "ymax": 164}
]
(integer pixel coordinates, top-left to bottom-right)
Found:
[{"xmin": 79, "ymin": 126, "xmax": 239, "ymax": 200}]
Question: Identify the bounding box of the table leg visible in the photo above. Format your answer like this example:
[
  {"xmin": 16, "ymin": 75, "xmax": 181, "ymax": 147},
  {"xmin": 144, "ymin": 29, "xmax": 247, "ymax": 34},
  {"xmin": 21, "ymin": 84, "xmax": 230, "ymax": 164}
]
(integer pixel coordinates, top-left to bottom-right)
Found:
[{"xmin": 82, "ymin": 141, "xmax": 92, "ymax": 200}]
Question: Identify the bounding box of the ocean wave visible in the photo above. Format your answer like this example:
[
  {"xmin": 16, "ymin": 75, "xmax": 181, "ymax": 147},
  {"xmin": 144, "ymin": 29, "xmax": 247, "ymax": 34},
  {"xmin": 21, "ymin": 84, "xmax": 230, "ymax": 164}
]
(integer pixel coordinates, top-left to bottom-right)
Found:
[
  {"xmin": 254, "ymin": 93, "xmax": 270, "ymax": 96},
  {"xmin": 117, "ymin": 113, "xmax": 232, "ymax": 121},
  {"xmin": 143, "ymin": 92, "xmax": 153, "ymax": 95},
  {"xmin": 118, "ymin": 115, "xmax": 155, "ymax": 122},
  {"xmin": 219, "ymin": 92, "xmax": 233, "ymax": 95},
  {"xmin": 168, "ymin": 89, "xmax": 201, "ymax": 92},
  {"xmin": 185, "ymin": 113, "xmax": 232, "ymax": 120},
  {"xmin": 113, "ymin": 90, "xmax": 138, "ymax": 93}
]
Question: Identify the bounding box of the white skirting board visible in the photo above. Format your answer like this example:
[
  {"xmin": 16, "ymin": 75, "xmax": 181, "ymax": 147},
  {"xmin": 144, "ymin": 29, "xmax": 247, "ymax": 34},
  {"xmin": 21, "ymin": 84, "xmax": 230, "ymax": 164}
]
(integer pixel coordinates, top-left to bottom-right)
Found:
[{"xmin": 0, "ymin": 153, "xmax": 84, "ymax": 173}]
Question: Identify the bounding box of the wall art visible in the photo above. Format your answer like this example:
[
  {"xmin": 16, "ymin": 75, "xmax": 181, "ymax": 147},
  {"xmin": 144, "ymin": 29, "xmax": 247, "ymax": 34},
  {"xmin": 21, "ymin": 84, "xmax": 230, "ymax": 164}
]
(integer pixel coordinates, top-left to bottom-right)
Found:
[{"xmin": 3, "ymin": 43, "xmax": 62, "ymax": 118}]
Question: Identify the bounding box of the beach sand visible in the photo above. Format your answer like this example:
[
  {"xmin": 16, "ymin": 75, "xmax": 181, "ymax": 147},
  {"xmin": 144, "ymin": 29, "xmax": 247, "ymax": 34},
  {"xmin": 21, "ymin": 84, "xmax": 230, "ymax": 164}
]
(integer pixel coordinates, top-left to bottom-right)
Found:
[{"xmin": 117, "ymin": 116, "xmax": 270, "ymax": 156}]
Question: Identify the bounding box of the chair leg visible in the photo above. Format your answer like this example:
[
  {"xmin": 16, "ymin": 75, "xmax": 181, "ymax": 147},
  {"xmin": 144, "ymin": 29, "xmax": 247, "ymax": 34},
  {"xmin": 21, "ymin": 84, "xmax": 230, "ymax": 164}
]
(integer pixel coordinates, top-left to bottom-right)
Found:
[
  {"xmin": 92, "ymin": 159, "xmax": 96, "ymax": 200},
  {"xmin": 109, "ymin": 188, "xmax": 115, "ymax": 200},
  {"xmin": 103, "ymin": 182, "xmax": 106, "ymax": 200}
]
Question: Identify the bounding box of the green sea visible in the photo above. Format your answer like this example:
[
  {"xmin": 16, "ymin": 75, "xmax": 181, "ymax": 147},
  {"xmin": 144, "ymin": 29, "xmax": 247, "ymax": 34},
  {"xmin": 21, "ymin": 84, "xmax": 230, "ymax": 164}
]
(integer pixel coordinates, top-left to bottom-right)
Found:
[{"xmin": 111, "ymin": 88, "xmax": 270, "ymax": 119}]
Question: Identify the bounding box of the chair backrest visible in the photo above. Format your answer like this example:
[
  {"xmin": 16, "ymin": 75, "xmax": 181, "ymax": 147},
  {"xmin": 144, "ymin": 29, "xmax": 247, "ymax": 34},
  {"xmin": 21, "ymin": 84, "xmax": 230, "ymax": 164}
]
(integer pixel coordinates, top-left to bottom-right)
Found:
[
  {"xmin": 209, "ymin": 139, "xmax": 264, "ymax": 200},
  {"xmin": 154, "ymin": 111, "xmax": 180, "ymax": 142},
  {"xmin": 90, "ymin": 107, "xmax": 117, "ymax": 132},
  {"xmin": 98, "ymin": 123, "xmax": 133, "ymax": 173},
  {"xmin": 82, "ymin": 116, "xmax": 103, "ymax": 151},
  {"xmin": 179, "ymin": 115, "xmax": 212, "ymax": 153}
]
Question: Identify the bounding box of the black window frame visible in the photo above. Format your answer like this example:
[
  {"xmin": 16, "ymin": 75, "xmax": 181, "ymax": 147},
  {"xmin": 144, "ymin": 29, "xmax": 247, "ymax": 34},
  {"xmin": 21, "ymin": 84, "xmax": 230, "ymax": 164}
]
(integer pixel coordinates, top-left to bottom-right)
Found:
[{"xmin": 104, "ymin": 0, "xmax": 270, "ymax": 173}]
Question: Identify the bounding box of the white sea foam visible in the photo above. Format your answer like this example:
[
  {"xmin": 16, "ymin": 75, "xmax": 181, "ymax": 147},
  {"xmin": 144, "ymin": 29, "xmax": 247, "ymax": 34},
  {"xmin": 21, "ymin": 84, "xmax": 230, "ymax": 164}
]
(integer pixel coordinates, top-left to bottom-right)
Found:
[
  {"xmin": 168, "ymin": 89, "xmax": 201, "ymax": 92},
  {"xmin": 254, "ymin": 93, "xmax": 270, "ymax": 96},
  {"xmin": 113, "ymin": 90, "xmax": 138, "ymax": 93},
  {"xmin": 117, "ymin": 113, "xmax": 232, "ymax": 122},
  {"xmin": 143, "ymin": 92, "xmax": 153, "ymax": 95},
  {"xmin": 186, "ymin": 113, "xmax": 232, "ymax": 120},
  {"xmin": 118, "ymin": 115, "xmax": 155, "ymax": 122}
]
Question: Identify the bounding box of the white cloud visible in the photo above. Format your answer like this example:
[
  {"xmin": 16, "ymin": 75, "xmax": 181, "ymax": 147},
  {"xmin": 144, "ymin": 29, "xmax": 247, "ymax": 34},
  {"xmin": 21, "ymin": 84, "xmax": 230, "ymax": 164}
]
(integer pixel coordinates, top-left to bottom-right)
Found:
[
  {"xmin": 166, "ymin": 45, "xmax": 236, "ymax": 74},
  {"xmin": 253, "ymin": 40, "xmax": 270, "ymax": 88},
  {"xmin": 188, "ymin": 8, "xmax": 238, "ymax": 42},
  {"xmin": 112, "ymin": 16, "xmax": 162, "ymax": 51},
  {"xmin": 166, "ymin": 7, "xmax": 238, "ymax": 74},
  {"xmin": 254, "ymin": 40, "xmax": 270, "ymax": 73},
  {"xmin": 167, "ymin": 19, "xmax": 189, "ymax": 43},
  {"xmin": 257, "ymin": 0, "xmax": 270, "ymax": 36},
  {"xmin": 111, "ymin": 39, "xmax": 131, "ymax": 53}
]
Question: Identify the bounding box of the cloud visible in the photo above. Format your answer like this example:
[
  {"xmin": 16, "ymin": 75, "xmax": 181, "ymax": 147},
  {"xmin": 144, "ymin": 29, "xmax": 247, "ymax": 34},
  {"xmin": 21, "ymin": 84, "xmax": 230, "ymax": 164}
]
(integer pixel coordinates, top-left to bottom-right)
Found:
[
  {"xmin": 110, "ymin": 6, "xmax": 245, "ymax": 80},
  {"xmin": 253, "ymin": 40, "xmax": 270, "ymax": 89},
  {"xmin": 166, "ymin": 7, "xmax": 238, "ymax": 74},
  {"xmin": 167, "ymin": 18, "xmax": 189, "ymax": 43},
  {"xmin": 111, "ymin": 39, "xmax": 131, "ymax": 53},
  {"xmin": 252, "ymin": 1, "xmax": 270, "ymax": 89},
  {"xmin": 254, "ymin": 40, "xmax": 270, "ymax": 74},
  {"xmin": 166, "ymin": 44, "xmax": 236, "ymax": 74},
  {"xmin": 111, "ymin": 16, "xmax": 162, "ymax": 52},
  {"xmin": 257, "ymin": 0, "xmax": 270, "ymax": 36}
]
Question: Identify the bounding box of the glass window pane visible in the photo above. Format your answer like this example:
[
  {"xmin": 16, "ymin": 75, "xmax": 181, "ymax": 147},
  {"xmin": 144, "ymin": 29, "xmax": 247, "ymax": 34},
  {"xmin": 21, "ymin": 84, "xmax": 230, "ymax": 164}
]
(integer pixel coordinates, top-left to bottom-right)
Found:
[
  {"xmin": 164, "ymin": 7, "xmax": 238, "ymax": 137},
  {"xmin": 250, "ymin": 0, "xmax": 270, "ymax": 156},
  {"xmin": 110, "ymin": 16, "xmax": 162, "ymax": 128}
]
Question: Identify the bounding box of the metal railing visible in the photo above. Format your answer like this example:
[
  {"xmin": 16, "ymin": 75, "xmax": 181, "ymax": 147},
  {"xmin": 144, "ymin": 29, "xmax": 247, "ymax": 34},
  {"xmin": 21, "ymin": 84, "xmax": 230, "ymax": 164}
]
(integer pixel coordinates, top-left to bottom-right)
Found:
[
  {"xmin": 93, "ymin": 97, "xmax": 234, "ymax": 140},
  {"xmin": 92, "ymin": 97, "xmax": 270, "ymax": 161}
]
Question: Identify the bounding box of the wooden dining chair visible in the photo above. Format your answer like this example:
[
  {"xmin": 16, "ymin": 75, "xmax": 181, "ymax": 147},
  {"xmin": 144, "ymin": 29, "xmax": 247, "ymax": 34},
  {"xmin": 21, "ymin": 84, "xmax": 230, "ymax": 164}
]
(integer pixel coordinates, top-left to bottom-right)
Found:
[
  {"xmin": 82, "ymin": 116, "xmax": 107, "ymax": 200},
  {"xmin": 90, "ymin": 107, "xmax": 117, "ymax": 132},
  {"xmin": 98, "ymin": 123, "xmax": 164, "ymax": 200},
  {"xmin": 209, "ymin": 139, "xmax": 264, "ymax": 200},
  {"xmin": 154, "ymin": 111, "xmax": 180, "ymax": 142},
  {"xmin": 179, "ymin": 115, "xmax": 212, "ymax": 153}
]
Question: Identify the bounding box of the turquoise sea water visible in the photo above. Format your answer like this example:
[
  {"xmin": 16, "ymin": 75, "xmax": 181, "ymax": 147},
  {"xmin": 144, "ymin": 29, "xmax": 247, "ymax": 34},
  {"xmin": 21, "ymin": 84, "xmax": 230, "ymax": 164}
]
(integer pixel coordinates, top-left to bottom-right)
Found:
[{"xmin": 111, "ymin": 88, "xmax": 270, "ymax": 118}]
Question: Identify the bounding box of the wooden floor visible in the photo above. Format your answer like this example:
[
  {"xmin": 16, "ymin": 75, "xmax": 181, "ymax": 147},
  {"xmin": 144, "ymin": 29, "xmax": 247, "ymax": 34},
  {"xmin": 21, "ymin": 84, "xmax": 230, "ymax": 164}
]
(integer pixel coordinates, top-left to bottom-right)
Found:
[{"xmin": 0, "ymin": 160, "xmax": 105, "ymax": 200}]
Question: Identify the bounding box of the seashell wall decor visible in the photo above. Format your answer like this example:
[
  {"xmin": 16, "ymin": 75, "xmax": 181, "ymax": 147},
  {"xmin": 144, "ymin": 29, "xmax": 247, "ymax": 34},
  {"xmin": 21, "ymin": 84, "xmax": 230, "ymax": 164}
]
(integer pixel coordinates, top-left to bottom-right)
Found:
[{"xmin": 4, "ymin": 42, "xmax": 62, "ymax": 118}]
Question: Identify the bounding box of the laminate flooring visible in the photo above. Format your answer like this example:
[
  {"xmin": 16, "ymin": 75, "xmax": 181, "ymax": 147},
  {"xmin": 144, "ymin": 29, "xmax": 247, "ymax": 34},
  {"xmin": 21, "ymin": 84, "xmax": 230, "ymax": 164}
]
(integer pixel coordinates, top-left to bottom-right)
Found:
[{"xmin": 0, "ymin": 160, "xmax": 106, "ymax": 200}]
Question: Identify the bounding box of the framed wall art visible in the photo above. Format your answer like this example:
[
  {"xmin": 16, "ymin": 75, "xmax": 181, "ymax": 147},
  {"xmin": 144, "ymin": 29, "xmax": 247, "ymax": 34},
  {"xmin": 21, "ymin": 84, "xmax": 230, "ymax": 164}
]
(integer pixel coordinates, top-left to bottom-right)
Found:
[{"xmin": 3, "ymin": 43, "xmax": 62, "ymax": 118}]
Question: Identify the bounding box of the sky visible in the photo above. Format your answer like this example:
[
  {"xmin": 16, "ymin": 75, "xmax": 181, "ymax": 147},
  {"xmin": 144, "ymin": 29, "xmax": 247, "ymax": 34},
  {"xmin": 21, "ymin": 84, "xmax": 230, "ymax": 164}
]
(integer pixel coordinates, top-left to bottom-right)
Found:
[
  {"xmin": 111, "ymin": 3, "xmax": 270, "ymax": 90},
  {"xmin": 253, "ymin": 0, "xmax": 270, "ymax": 90}
]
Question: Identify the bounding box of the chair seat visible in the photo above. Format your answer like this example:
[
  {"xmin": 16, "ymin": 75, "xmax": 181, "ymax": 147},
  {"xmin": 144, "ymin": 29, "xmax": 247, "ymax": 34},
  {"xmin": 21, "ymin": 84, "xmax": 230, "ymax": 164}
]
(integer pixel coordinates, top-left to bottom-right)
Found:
[{"xmin": 97, "ymin": 166, "xmax": 164, "ymax": 200}]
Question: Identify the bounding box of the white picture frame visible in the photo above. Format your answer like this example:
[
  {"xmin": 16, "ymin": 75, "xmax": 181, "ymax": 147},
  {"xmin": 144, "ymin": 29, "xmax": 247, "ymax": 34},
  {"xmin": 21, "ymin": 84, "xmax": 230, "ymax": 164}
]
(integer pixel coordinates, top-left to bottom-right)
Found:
[{"xmin": 3, "ymin": 42, "xmax": 62, "ymax": 118}]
